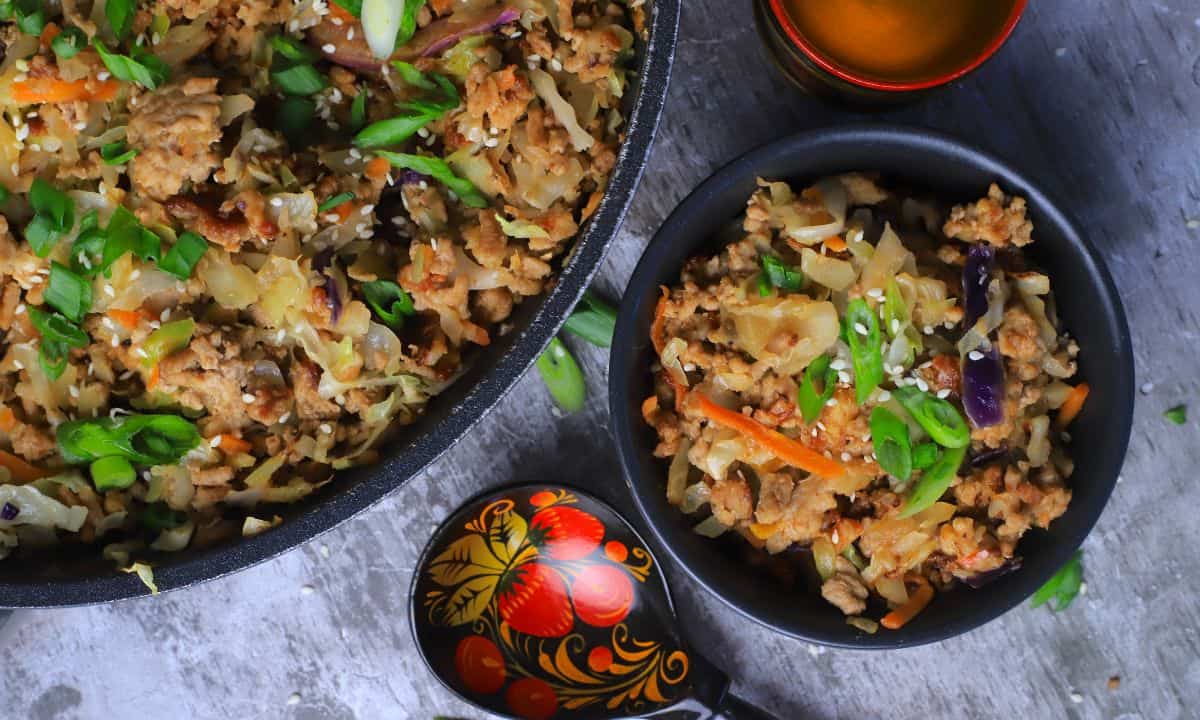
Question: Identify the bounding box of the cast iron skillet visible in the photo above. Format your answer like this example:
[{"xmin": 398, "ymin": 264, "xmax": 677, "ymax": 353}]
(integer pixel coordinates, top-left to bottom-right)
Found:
[
  {"xmin": 609, "ymin": 126, "xmax": 1134, "ymax": 648},
  {"xmin": 0, "ymin": 1, "xmax": 680, "ymax": 608}
]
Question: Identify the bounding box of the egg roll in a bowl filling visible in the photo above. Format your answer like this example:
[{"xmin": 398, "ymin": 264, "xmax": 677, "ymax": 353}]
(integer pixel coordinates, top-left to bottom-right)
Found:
[
  {"xmin": 0, "ymin": 0, "xmax": 642, "ymax": 577},
  {"xmin": 643, "ymin": 175, "xmax": 1089, "ymax": 632}
]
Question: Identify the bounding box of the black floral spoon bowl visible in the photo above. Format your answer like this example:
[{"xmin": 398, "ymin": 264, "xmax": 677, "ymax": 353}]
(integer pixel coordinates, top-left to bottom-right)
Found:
[{"xmin": 410, "ymin": 484, "xmax": 775, "ymax": 720}]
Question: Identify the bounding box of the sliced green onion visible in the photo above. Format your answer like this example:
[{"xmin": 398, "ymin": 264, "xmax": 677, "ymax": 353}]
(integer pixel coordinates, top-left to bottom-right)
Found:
[
  {"xmin": 158, "ymin": 231, "xmax": 208, "ymax": 280},
  {"xmin": 911, "ymin": 442, "xmax": 940, "ymax": 471},
  {"xmin": 271, "ymin": 63, "xmax": 328, "ymax": 96},
  {"xmin": 269, "ymin": 34, "xmax": 318, "ymax": 64},
  {"xmin": 537, "ymin": 337, "xmax": 585, "ymax": 413},
  {"xmin": 883, "ymin": 279, "xmax": 908, "ymax": 339},
  {"xmin": 141, "ymin": 319, "xmax": 195, "ymax": 368},
  {"xmin": 91, "ymin": 456, "xmax": 136, "ymax": 491},
  {"xmin": 898, "ymin": 444, "xmax": 966, "ymax": 518},
  {"xmin": 761, "ymin": 254, "xmax": 804, "ymax": 292},
  {"xmin": 105, "ymin": 0, "xmax": 135, "ymax": 39},
  {"xmin": 29, "ymin": 306, "xmax": 89, "ymax": 349},
  {"xmin": 276, "ymin": 96, "xmax": 315, "ymax": 142},
  {"xmin": 844, "ymin": 298, "xmax": 883, "ymax": 404},
  {"xmin": 45, "ymin": 262, "xmax": 92, "ymax": 323},
  {"xmin": 377, "ymin": 152, "xmax": 489, "ymax": 208},
  {"xmin": 392, "ymin": 60, "xmax": 438, "ymax": 90},
  {"xmin": 94, "ymin": 41, "xmax": 171, "ymax": 89},
  {"xmin": 25, "ymin": 178, "xmax": 75, "ymax": 257},
  {"xmin": 362, "ymin": 0, "xmax": 403, "ymax": 58},
  {"xmin": 318, "ymin": 192, "xmax": 357, "ymax": 214},
  {"xmin": 1164, "ymin": 404, "xmax": 1187, "ymax": 425},
  {"xmin": 398, "ymin": 0, "xmax": 428, "ymax": 46},
  {"xmin": 141, "ymin": 502, "xmax": 187, "ymax": 531},
  {"xmin": 1031, "ymin": 551, "xmax": 1084, "ymax": 611},
  {"xmin": 101, "ymin": 207, "xmax": 161, "ymax": 272},
  {"xmin": 755, "ymin": 273, "xmax": 771, "ymax": 297},
  {"xmin": 893, "ymin": 386, "xmax": 971, "ymax": 449},
  {"xmin": 100, "ymin": 141, "xmax": 139, "ymax": 165},
  {"xmin": 870, "ymin": 406, "xmax": 912, "ymax": 481},
  {"xmin": 797, "ymin": 354, "xmax": 837, "ymax": 424},
  {"xmin": 362, "ymin": 280, "xmax": 415, "ymax": 327},
  {"xmin": 57, "ymin": 414, "xmax": 201, "ymax": 466},
  {"xmin": 331, "ymin": 0, "xmax": 361, "ymax": 16},
  {"xmin": 354, "ymin": 111, "xmax": 439, "ymax": 149},
  {"xmin": 52, "ymin": 26, "xmax": 87, "ymax": 58},
  {"xmin": 350, "ymin": 89, "xmax": 369, "ymax": 132},
  {"xmin": 14, "ymin": 0, "xmax": 43, "ymax": 35},
  {"xmin": 563, "ymin": 291, "xmax": 617, "ymax": 348},
  {"xmin": 0, "ymin": 185, "xmax": 9, "ymax": 202}
]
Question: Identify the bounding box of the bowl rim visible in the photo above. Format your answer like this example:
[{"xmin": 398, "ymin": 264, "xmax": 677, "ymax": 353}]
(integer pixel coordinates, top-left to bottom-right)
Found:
[
  {"xmin": 0, "ymin": 0, "xmax": 682, "ymax": 608},
  {"xmin": 608, "ymin": 124, "xmax": 1134, "ymax": 649},
  {"xmin": 766, "ymin": 0, "xmax": 1027, "ymax": 92}
]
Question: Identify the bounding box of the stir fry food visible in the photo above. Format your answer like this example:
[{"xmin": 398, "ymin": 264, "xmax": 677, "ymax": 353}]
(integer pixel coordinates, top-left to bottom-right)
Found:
[
  {"xmin": 643, "ymin": 175, "xmax": 1088, "ymax": 631},
  {"xmin": 0, "ymin": 0, "xmax": 641, "ymax": 570}
]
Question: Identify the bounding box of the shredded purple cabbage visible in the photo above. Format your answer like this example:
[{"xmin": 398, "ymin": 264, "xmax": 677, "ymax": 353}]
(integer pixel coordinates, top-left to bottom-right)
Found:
[
  {"xmin": 968, "ymin": 445, "xmax": 1010, "ymax": 469},
  {"xmin": 0, "ymin": 502, "xmax": 18, "ymax": 521},
  {"xmin": 962, "ymin": 244, "xmax": 994, "ymax": 329},
  {"xmin": 962, "ymin": 345, "xmax": 1006, "ymax": 428},
  {"xmin": 962, "ymin": 557, "xmax": 1023, "ymax": 589},
  {"xmin": 417, "ymin": 6, "xmax": 521, "ymax": 58},
  {"xmin": 399, "ymin": 170, "xmax": 430, "ymax": 186},
  {"xmin": 312, "ymin": 251, "xmax": 345, "ymax": 324}
]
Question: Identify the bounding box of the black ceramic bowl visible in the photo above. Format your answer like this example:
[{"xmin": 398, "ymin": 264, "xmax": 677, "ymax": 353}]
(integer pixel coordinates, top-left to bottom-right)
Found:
[{"xmin": 609, "ymin": 126, "xmax": 1134, "ymax": 648}]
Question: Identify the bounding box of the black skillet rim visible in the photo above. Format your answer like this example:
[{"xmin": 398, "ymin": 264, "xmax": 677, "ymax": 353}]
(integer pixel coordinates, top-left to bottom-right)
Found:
[{"xmin": 0, "ymin": 0, "xmax": 681, "ymax": 608}]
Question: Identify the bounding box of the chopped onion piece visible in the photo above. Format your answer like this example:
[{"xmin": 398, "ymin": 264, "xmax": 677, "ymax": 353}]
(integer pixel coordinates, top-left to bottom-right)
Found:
[
  {"xmin": 692, "ymin": 515, "xmax": 728, "ymax": 538},
  {"xmin": 787, "ymin": 178, "xmax": 847, "ymax": 242},
  {"xmin": 666, "ymin": 438, "xmax": 692, "ymax": 506},
  {"xmin": 528, "ymin": 68, "xmax": 595, "ymax": 152},
  {"xmin": 361, "ymin": 0, "xmax": 402, "ymax": 59}
]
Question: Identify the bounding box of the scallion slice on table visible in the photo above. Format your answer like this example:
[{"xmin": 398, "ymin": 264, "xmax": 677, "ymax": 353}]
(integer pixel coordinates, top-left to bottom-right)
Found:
[
  {"xmin": 1031, "ymin": 551, "xmax": 1084, "ymax": 611},
  {"xmin": 1164, "ymin": 404, "xmax": 1187, "ymax": 425},
  {"xmin": 844, "ymin": 297, "xmax": 883, "ymax": 403},
  {"xmin": 563, "ymin": 291, "xmax": 617, "ymax": 348},
  {"xmin": 536, "ymin": 337, "xmax": 585, "ymax": 413}
]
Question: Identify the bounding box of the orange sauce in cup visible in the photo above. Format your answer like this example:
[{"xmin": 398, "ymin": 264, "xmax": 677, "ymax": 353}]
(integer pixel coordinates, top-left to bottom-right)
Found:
[{"xmin": 780, "ymin": 0, "xmax": 1020, "ymax": 86}]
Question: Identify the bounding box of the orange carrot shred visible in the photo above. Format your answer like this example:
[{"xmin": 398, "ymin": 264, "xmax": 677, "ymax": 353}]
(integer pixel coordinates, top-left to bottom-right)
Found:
[
  {"xmin": 0, "ymin": 450, "xmax": 51, "ymax": 483},
  {"xmin": 641, "ymin": 396, "xmax": 658, "ymax": 425},
  {"xmin": 334, "ymin": 201, "xmax": 357, "ymax": 222},
  {"xmin": 1056, "ymin": 383, "xmax": 1090, "ymax": 429},
  {"xmin": 365, "ymin": 156, "xmax": 391, "ymax": 181},
  {"xmin": 0, "ymin": 407, "xmax": 16, "ymax": 432},
  {"xmin": 327, "ymin": 1, "xmax": 356, "ymax": 23},
  {"xmin": 691, "ymin": 393, "xmax": 845, "ymax": 479},
  {"xmin": 107, "ymin": 309, "xmax": 142, "ymax": 331},
  {"xmin": 823, "ymin": 235, "xmax": 847, "ymax": 252},
  {"xmin": 40, "ymin": 23, "xmax": 61, "ymax": 48},
  {"xmin": 650, "ymin": 286, "xmax": 669, "ymax": 355},
  {"xmin": 881, "ymin": 577, "xmax": 934, "ymax": 630},
  {"xmin": 217, "ymin": 434, "xmax": 253, "ymax": 454},
  {"xmin": 146, "ymin": 364, "xmax": 161, "ymax": 390},
  {"xmin": 11, "ymin": 78, "xmax": 119, "ymax": 105}
]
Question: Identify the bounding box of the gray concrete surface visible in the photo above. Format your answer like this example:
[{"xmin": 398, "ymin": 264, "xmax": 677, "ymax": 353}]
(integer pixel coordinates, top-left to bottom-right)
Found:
[{"xmin": 3, "ymin": 1, "xmax": 1200, "ymax": 718}]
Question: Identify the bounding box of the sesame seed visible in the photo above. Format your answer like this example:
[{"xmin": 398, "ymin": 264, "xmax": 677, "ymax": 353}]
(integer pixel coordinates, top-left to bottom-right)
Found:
[
  {"xmin": 270, "ymin": 197, "xmax": 284, "ymax": 207},
  {"xmin": 915, "ymin": 379, "xmax": 929, "ymax": 392},
  {"xmin": 549, "ymin": 58, "xmax": 563, "ymax": 72},
  {"xmin": 130, "ymin": 270, "xmax": 141, "ymax": 280},
  {"xmin": 13, "ymin": 360, "xmax": 24, "ymax": 370},
  {"xmin": 14, "ymin": 304, "xmax": 25, "ymax": 315},
  {"xmin": 837, "ymin": 371, "xmax": 851, "ymax": 384},
  {"xmin": 853, "ymin": 322, "xmax": 868, "ymax": 335},
  {"xmin": 811, "ymin": 427, "xmax": 818, "ymax": 437},
  {"xmin": 276, "ymin": 330, "xmax": 286, "ymax": 343},
  {"xmin": 968, "ymin": 350, "xmax": 984, "ymax": 361},
  {"xmin": 160, "ymin": 308, "xmax": 171, "ymax": 322},
  {"xmin": 68, "ymin": 385, "xmax": 80, "ymax": 399},
  {"xmin": 278, "ymin": 412, "xmax": 291, "ymax": 424},
  {"xmin": 840, "ymin": 452, "xmax": 852, "ymax": 462},
  {"xmin": 1139, "ymin": 382, "xmax": 1153, "ymax": 394},
  {"xmin": 923, "ymin": 325, "xmax": 934, "ymax": 335},
  {"xmin": 97, "ymin": 71, "xmax": 111, "ymax": 81},
  {"xmin": 103, "ymin": 285, "xmax": 115, "ymax": 296},
  {"xmin": 242, "ymin": 393, "xmax": 256, "ymax": 404},
  {"xmin": 360, "ymin": 204, "xmax": 375, "ymax": 214},
  {"xmin": 300, "ymin": 584, "xmax": 316, "ymax": 595},
  {"xmin": 210, "ymin": 436, "xmax": 222, "ymax": 448},
  {"xmin": 825, "ymin": 398, "xmax": 837, "ymax": 407},
  {"xmin": 347, "ymin": 28, "xmax": 355, "ymax": 40},
  {"xmin": 877, "ymin": 390, "xmax": 891, "ymax": 402},
  {"xmin": 866, "ymin": 288, "xmax": 884, "ymax": 299},
  {"xmin": 348, "ymin": 148, "xmax": 362, "ymax": 159},
  {"xmin": 319, "ymin": 423, "xmax": 332, "ymax": 434},
  {"xmin": 829, "ymin": 359, "xmax": 846, "ymax": 371},
  {"xmin": 110, "ymin": 335, "xmax": 120, "ymax": 347},
  {"xmin": 936, "ymin": 388, "xmax": 951, "ymax": 399},
  {"xmin": 322, "ymin": 44, "xmax": 336, "ymax": 53},
  {"xmin": 890, "ymin": 319, "xmax": 900, "ymax": 334},
  {"xmin": 134, "ymin": 348, "xmax": 148, "ymax": 358}
]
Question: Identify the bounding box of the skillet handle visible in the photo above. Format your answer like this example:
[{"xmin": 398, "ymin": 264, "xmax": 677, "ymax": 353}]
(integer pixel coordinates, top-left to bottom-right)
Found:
[{"xmin": 712, "ymin": 692, "xmax": 777, "ymax": 720}]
